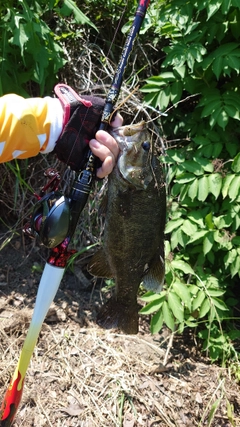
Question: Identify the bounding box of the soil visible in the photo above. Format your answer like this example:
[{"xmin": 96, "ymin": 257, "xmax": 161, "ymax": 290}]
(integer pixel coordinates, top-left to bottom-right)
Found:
[{"xmin": 0, "ymin": 231, "xmax": 240, "ymax": 427}]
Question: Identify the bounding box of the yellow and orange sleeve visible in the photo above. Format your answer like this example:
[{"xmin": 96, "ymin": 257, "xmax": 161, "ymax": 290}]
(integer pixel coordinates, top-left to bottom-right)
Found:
[{"xmin": 0, "ymin": 94, "xmax": 63, "ymax": 163}]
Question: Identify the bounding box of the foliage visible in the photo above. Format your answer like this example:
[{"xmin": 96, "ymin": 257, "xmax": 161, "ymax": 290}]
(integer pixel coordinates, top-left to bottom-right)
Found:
[
  {"xmin": 0, "ymin": 0, "xmax": 95, "ymax": 96},
  {"xmin": 139, "ymin": 0, "xmax": 240, "ymax": 364}
]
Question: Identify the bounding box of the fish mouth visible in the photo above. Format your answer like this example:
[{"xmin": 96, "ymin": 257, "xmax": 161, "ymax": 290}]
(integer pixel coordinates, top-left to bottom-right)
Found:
[
  {"xmin": 110, "ymin": 121, "xmax": 146, "ymax": 137},
  {"xmin": 109, "ymin": 121, "xmax": 147, "ymax": 151}
]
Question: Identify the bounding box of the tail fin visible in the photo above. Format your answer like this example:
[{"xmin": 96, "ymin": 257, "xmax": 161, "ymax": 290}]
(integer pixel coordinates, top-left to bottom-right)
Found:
[{"xmin": 97, "ymin": 298, "xmax": 139, "ymax": 334}]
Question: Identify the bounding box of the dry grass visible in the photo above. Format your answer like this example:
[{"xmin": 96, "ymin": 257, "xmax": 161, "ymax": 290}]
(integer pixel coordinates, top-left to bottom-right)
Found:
[{"xmin": 1, "ymin": 299, "xmax": 240, "ymax": 427}]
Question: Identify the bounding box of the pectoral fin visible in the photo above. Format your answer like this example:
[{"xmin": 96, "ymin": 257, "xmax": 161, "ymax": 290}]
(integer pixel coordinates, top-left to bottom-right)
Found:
[
  {"xmin": 143, "ymin": 254, "xmax": 165, "ymax": 293},
  {"xmin": 88, "ymin": 248, "xmax": 113, "ymax": 278}
]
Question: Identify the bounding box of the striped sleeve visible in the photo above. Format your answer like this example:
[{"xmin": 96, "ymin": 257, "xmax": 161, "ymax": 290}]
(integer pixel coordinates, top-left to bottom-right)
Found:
[{"xmin": 0, "ymin": 94, "xmax": 63, "ymax": 163}]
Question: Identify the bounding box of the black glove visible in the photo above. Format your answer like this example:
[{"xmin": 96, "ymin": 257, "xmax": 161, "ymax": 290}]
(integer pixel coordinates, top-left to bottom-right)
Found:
[{"xmin": 54, "ymin": 84, "xmax": 105, "ymax": 171}]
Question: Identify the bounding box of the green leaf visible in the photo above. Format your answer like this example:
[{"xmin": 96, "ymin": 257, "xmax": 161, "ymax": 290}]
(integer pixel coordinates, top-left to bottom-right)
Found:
[
  {"xmin": 207, "ymin": 1, "xmax": 221, "ymax": 19},
  {"xmin": 212, "ymin": 142, "xmax": 223, "ymax": 157},
  {"xmin": 214, "ymin": 213, "xmax": 233, "ymax": 229},
  {"xmin": 165, "ymin": 218, "xmax": 184, "ymax": 234},
  {"xmin": 168, "ymin": 291, "xmax": 184, "ymax": 323},
  {"xmin": 211, "ymin": 297, "xmax": 228, "ymax": 311},
  {"xmin": 166, "ymin": 150, "xmax": 185, "ymax": 163},
  {"xmin": 221, "ymin": 0, "xmax": 232, "ymax": 14},
  {"xmin": 216, "ymin": 109, "xmax": 229, "ymax": 129},
  {"xmin": 188, "ymin": 210, "xmax": 207, "ymax": 227},
  {"xmin": 170, "ymin": 227, "xmax": 188, "ymax": 248},
  {"xmin": 140, "ymin": 290, "xmax": 166, "ymax": 302},
  {"xmin": 222, "ymin": 174, "xmax": 235, "ymax": 198},
  {"xmin": 197, "ymin": 157, "xmax": 214, "ymax": 173},
  {"xmin": 201, "ymin": 99, "xmax": 222, "ymax": 118},
  {"xmin": 170, "ymin": 230, "xmax": 180, "ymax": 250},
  {"xmin": 212, "ymin": 56, "xmax": 223, "ymax": 79},
  {"xmin": 139, "ymin": 295, "xmax": 165, "ymax": 315},
  {"xmin": 207, "ymin": 288, "xmax": 226, "ymax": 297},
  {"xmin": 185, "ymin": 318, "xmax": 198, "ymax": 327},
  {"xmin": 224, "ymin": 248, "xmax": 237, "ymax": 267},
  {"xmin": 188, "ymin": 178, "xmax": 198, "ymax": 201},
  {"xmin": 224, "ymin": 104, "xmax": 239, "ymax": 120},
  {"xmin": 193, "ymin": 136, "xmax": 211, "ymax": 146},
  {"xmin": 62, "ymin": 0, "xmax": 97, "ymax": 30},
  {"xmin": 173, "ymin": 281, "xmax": 192, "ymax": 311},
  {"xmin": 174, "ymin": 65, "xmax": 186, "ymax": 79},
  {"xmin": 232, "ymin": 152, "xmax": 240, "ymax": 173},
  {"xmin": 230, "ymin": 255, "xmax": 240, "ymax": 278},
  {"xmin": 198, "ymin": 176, "xmax": 209, "ymax": 201},
  {"xmin": 141, "ymin": 83, "xmax": 163, "ymax": 93},
  {"xmin": 212, "ymin": 42, "xmax": 240, "ymax": 58},
  {"xmin": 162, "ymin": 301, "xmax": 175, "ymax": 331},
  {"xmin": 181, "ymin": 219, "xmax": 198, "ymax": 236},
  {"xmin": 199, "ymin": 298, "xmax": 211, "ymax": 318},
  {"xmin": 192, "ymin": 290, "xmax": 206, "ymax": 311},
  {"xmin": 205, "ymin": 212, "xmax": 214, "ymax": 230},
  {"xmin": 226, "ymin": 399, "xmax": 236, "ymax": 427},
  {"xmin": 12, "ymin": 23, "xmax": 29, "ymax": 57},
  {"xmin": 158, "ymin": 89, "xmax": 171, "ymax": 110},
  {"xmin": 184, "ymin": 160, "xmax": 203, "ymax": 175},
  {"xmin": 232, "ymin": 236, "xmax": 240, "ymax": 246},
  {"xmin": 203, "ymin": 232, "xmax": 214, "ymax": 255},
  {"xmin": 188, "ymin": 229, "xmax": 209, "ymax": 244},
  {"xmin": 227, "ymin": 54, "xmax": 240, "ymax": 75},
  {"xmin": 151, "ymin": 310, "xmax": 164, "ymax": 334},
  {"xmin": 176, "ymin": 173, "xmax": 195, "ymax": 184},
  {"xmin": 208, "ymin": 173, "xmax": 222, "ymax": 199},
  {"xmin": 171, "ymin": 260, "xmax": 195, "ymax": 275},
  {"xmin": 170, "ymin": 80, "xmax": 183, "ymax": 103},
  {"xmin": 228, "ymin": 175, "xmax": 240, "ymax": 200},
  {"xmin": 208, "ymin": 398, "xmax": 222, "ymax": 424}
]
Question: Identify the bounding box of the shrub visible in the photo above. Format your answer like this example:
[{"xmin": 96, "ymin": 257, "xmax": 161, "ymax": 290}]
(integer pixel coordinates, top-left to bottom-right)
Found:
[
  {"xmin": 139, "ymin": 0, "xmax": 240, "ymax": 364},
  {"xmin": 0, "ymin": 0, "xmax": 95, "ymax": 96}
]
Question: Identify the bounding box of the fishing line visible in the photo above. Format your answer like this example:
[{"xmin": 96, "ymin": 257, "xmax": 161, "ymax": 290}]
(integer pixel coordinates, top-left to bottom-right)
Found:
[{"xmin": 93, "ymin": 2, "xmax": 128, "ymax": 86}]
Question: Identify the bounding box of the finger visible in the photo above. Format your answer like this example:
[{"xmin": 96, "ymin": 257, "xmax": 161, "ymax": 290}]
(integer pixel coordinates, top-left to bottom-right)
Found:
[
  {"xmin": 89, "ymin": 132, "xmax": 119, "ymax": 179},
  {"xmin": 96, "ymin": 156, "xmax": 115, "ymax": 179},
  {"xmin": 110, "ymin": 112, "xmax": 123, "ymax": 128},
  {"xmin": 89, "ymin": 138, "xmax": 115, "ymax": 177},
  {"xmin": 94, "ymin": 130, "xmax": 120, "ymax": 161},
  {"xmin": 89, "ymin": 139, "xmax": 115, "ymax": 179}
]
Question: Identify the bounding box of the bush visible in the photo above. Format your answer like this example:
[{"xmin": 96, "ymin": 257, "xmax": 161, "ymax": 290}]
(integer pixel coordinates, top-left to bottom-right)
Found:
[
  {"xmin": 139, "ymin": 0, "xmax": 240, "ymax": 364},
  {"xmin": 0, "ymin": 0, "xmax": 95, "ymax": 96}
]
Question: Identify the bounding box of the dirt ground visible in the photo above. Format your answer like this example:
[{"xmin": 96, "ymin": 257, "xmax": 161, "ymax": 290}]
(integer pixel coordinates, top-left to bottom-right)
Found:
[{"xmin": 0, "ymin": 232, "xmax": 240, "ymax": 427}]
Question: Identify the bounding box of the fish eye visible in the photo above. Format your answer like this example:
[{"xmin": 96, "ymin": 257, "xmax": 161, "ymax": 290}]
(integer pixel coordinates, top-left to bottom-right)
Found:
[{"xmin": 142, "ymin": 141, "xmax": 150, "ymax": 151}]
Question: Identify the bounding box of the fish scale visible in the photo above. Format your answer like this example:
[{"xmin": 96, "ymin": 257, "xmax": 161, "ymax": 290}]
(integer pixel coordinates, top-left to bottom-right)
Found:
[{"xmin": 88, "ymin": 121, "xmax": 166, "ymax": 334}]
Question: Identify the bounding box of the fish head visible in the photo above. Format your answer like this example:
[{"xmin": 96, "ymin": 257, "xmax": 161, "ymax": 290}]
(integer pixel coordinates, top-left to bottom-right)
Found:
[{"xmin": 109, "ymin": 121, "xmax": 154, "ymax": 189}]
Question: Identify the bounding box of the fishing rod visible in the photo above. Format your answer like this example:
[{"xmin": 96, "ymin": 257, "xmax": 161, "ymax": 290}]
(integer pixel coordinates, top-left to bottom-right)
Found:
[{"xmin": 0, "ymin": 1, "xmax": 150, "ymax": 425}]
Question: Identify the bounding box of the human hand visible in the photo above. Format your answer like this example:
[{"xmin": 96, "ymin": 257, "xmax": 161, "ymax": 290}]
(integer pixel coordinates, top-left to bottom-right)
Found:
[
  {"xmin": 89, "ymin": 114, "xmax": 123, "ymax": 178},
  {"xmin": 54, "ymin": 84, "xmax": 122, "ymax": 175}
]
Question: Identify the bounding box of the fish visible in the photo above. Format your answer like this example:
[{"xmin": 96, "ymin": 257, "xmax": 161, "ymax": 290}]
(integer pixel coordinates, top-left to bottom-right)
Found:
[{"xmin": 88, "ymin": 121, "xmax": 166, "ymax": 334}]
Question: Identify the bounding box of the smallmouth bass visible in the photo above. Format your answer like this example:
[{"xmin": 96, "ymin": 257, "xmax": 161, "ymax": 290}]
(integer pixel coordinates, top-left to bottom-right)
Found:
[{"xmin": 88, "ymin": 121, "xmax": 166, "ymax": 334}]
